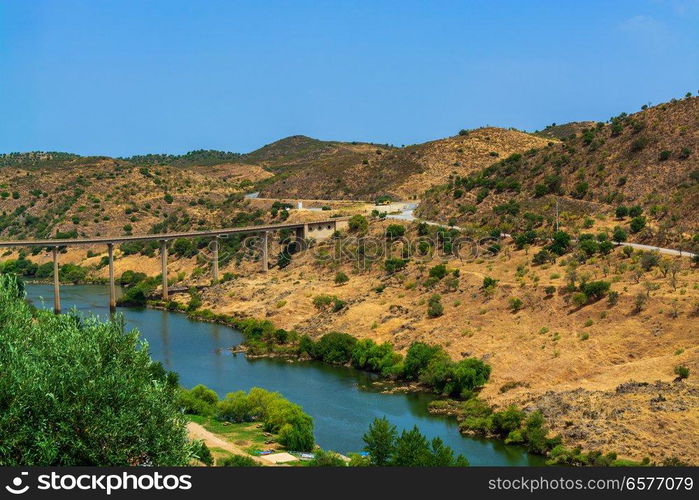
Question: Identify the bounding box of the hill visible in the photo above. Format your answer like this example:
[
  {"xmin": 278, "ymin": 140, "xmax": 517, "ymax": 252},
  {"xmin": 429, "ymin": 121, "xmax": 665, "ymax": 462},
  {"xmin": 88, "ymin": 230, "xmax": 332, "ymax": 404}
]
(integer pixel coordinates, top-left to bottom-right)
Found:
[
  {"xmin": 0, "ymin": 157, "xmax": 272, "ymax": 241},
  {"xmin": 258, "ymin": 128, "xmax": 553, "ymax": 200},
  {"xmin": 417, "ymin": 96, "xmax": 699, "ymax": 248},
  {"xmin": 534, "ymin": 121, "xmax": 597, "ymax": 141}
]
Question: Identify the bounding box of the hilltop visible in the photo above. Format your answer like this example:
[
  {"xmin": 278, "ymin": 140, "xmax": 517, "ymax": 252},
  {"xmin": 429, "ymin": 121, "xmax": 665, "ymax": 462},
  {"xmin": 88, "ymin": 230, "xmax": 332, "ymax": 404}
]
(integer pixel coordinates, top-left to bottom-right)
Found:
[
  {"xmin": 418, "ymin": 96, "xmax": 699, "ymax": 248},
  {"xmin": 534, "ymin": 121, "xmax": 597, "ymax": 141}
]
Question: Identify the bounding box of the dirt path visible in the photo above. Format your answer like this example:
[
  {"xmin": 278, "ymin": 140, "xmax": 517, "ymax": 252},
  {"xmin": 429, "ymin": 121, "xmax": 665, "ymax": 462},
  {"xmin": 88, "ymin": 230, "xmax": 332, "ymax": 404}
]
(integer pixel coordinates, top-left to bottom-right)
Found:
[{"xmin": 186, "ymin": 421, "xmax": 271, "ymax": 466}]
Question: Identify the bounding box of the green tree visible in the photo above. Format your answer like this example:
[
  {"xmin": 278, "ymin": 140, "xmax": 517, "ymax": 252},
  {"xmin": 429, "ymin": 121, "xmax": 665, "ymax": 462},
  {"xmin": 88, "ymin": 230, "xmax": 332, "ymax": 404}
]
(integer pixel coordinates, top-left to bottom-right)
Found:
[
  {"xmin": 403, "ymin": 342, "xmax": 443, "ymax": 380},
  {"xmin": 615, "ymin": 205, "xmax": 628, "ymax": 218},
  {"xmin": 392, "ymin": 426, "xmax": 432, "ymax": 466},
  {"xmin": 348, "ymin": 214, "xmax": 368, "ymax": 233},
  {"xmin": 630, "ymin": 216, "xmax": 646, "ymax": 233},
  {"xmin": 334, "ymin": 271, "xmax": 349, "ymax": 285},
  {"xmin": 0, "ymin": 275, "xmax": 192, "ymax": 465},
  {"xmin": 385, "ymin": 224, "xmax": 406, "ymax": 239},
  {"xmin": 362, "ymin": 417, "xmax": 398, "ymax": 466}
]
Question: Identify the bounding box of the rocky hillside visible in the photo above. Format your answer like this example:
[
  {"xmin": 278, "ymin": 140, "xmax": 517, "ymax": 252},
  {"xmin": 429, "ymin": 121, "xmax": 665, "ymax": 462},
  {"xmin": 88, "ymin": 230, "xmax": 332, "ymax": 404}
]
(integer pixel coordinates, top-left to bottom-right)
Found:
[
  {"xmin": 258, "ymin": 128, "xmax": 553, "ymax": 200},
  {"xmin": 418, "ymin": 96, "xmax": 699, "ymax": 248}
]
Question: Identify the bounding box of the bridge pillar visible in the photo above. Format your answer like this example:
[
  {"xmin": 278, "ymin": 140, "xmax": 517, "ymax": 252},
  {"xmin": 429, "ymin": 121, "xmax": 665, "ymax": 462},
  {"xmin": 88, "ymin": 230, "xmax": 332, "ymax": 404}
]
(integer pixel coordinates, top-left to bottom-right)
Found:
[
  {"xmin": 160, "ymin": 240, "xmax": 169, "ymax": 300},
  {"xmin": 52, "ymin": 246, "xmax": 60, "ymax": 314},
  {"xmin": 107, "ymin": 243, "xmax": 116, "ymax": 312},
  {"xmin": 261, "ymin": 231, "xmax": 269, "ymax": 272},
  {"xmin": 212, "ymin": 237, "xmax": 219, "ymax": 282}
]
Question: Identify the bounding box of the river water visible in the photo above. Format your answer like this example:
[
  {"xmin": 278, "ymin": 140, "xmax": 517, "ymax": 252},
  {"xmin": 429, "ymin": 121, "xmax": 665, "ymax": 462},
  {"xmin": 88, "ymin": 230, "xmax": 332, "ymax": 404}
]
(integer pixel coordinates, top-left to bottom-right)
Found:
[{"xmin": 25, "ymin": 284, "xmax": 544, "ymax": 465}]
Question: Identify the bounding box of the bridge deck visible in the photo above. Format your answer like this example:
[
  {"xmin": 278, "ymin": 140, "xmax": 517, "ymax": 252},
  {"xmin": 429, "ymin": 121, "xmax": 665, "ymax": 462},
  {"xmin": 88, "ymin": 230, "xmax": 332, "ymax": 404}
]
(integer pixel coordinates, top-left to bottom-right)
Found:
[{"xmin": 0, "ymin": 218, "xmax": 346, "ymax": 248}]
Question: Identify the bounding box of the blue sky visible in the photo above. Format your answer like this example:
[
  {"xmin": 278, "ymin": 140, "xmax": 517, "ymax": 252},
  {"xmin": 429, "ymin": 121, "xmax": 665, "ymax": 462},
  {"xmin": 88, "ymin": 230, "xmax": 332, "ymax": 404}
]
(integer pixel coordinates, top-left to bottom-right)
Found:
[{"xmin": 1, "ymin": 0, "xmax": 698, "ymax": 156}]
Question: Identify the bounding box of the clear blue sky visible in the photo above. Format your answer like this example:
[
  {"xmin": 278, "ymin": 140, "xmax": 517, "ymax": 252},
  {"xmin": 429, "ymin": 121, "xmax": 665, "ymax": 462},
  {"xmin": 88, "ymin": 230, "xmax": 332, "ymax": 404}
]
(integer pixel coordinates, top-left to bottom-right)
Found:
[{"xmin": 1, "ymin": 0, "xmax": 698, "ymax": 156}]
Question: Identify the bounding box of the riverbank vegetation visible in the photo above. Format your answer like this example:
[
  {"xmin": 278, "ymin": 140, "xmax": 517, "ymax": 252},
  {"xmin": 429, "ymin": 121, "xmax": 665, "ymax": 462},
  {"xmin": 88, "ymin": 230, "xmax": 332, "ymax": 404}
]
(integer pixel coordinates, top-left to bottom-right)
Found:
[
  {"xmin": 186, "ymin": 313, "xmax": 492, "ymax": 399},
  {"xmin": 178, "ymin": 385, "xmax": 315, "ymax": 452},
  {"xmin": 428, "ymin": 398, "xmax": 659, "ymax": 466},
  {"xmin": 0, "ymin": 274, "xmax": 194, "ymax": 466}
]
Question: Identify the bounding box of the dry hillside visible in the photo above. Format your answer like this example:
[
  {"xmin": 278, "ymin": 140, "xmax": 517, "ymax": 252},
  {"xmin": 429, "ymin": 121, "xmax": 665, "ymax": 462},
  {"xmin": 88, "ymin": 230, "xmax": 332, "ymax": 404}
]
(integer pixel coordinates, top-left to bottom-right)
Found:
[
  {"xmin": 0, "ymin": 157, "xmax": 272, "ymax": 241},
  {"xmin": 259, "ymin": 128, "xmax": 553, "ymax": 200},
  {"xmin": 418, "ymin": 97, "xmax": 699, "ymax": 248}
]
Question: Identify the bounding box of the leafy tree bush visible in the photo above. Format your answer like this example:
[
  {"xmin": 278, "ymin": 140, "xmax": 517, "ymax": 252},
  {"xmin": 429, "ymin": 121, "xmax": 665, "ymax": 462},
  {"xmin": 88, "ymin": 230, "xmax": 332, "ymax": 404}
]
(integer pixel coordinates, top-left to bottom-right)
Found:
[
  {"xmin": 351, "ymin": 339, "xmax": 402, "ymax": 376},
  {"xmin": 385, "ymin": 224, "xmax": 406, "ymax": 239},
  {"xmin": 547, "ymin": 231, "xmax": 571, "ymax": 255},
  {"xmin": 509, "ymin": 297, "xmax": 523, "ymax": 312},
  {"xmin": 307, "ymin": 449, "xmax": 347, "ymax": 466},
  {"xmin": 429, "ymin": 263, "xmax": 448, "ymax": 279},
  {"xmin": 363, "ymin": 416, "xmax": 397, "ymax": 465},
  {"xmin": 612, "ymin": 227, "xmax": 627, "ymax": 242},
  {"xmin": 630, "ymin": 216, "xmax": 646, "ymax": 233},
  {"xmin": 482, "ymin": 276, "xmax": 499, "ymax": 289},
  {"xmin": 215, "ymin": 387, "xmax": 314, "ymax": 451},
  {"xmin": 615, "ymin": 205, "xmax": 629, "ymax": 218},
  {"xmin": 532, "ymin": 249, "xmax": 554, "ymax": 265},
  {"xmin": 334, "ymin": 271, "xmax": 349, "ymax": 285},
  {"xmin": 218, "ymin": 454, "xmax": 259, "ymax": 466},
  {"xmin": 311, "ymin": 332, "xmax": 357, "ymax": 364},
  {"xmin": 0, "ymin": 275, "xmax": 192, "ymax": 465},
  {"xmin": 639, "ymin": 251, "xmax": 660, "ymax": 271},
  {"xmin": 402, "ymin": 342, "xmax": 443, "ymax": 381},
  {"xmin": 363, "ymin": 419, "xmax": 468, "ymax": 467},
  {"xmin": 674, "ymin": 365, "xmax": 690, "ymax": 380},
  {"xmin": 580, "ymin": 281, "xmax": 611, "ymax": 300},
  {"xmin": 348, "ymin": 215, "xmax": 368, "ymax": 233},
  {"xmin": 427, "ymin": 294, "xmax": 444, "ymax": 318},
  {"xmin": 629, "ymin": 205, "xmax": 643, "ymax": 217},
  {"xmin": 384, "ymin": 257, "xmax": 408, "ymax": 274}
]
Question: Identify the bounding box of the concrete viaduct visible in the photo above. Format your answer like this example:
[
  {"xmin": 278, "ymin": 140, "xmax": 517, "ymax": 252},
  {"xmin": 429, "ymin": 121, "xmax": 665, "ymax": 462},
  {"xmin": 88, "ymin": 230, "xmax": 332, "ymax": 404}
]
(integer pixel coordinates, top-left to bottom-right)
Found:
[{"xmin": 0, "ymin": 218, "xmax": 348, "ymax": 314}]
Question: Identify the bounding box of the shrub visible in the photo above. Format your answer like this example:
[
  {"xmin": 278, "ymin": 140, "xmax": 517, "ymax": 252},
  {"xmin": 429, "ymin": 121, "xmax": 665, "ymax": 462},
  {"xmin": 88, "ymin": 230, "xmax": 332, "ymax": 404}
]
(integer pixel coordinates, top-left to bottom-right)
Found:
[
  {"xmin": 658, "ymin": 150, "xmax": 671, "ymax": 161},
  {"xmin": 385, "ymin": 224, "xmax": 406, "ymax": 239},
  {"xmin": 164, "ymin": 193, "xmax": 173, "ymax": 204},
  {"xmin": 630, "ymin": 216, "xmax": 646, "ymax": 233},
  {"xmin": 334, "ymin": 271, "xmax": 349, "ymax": 285},
  {"xmin": 612, "ymin": 227, "xmax": 627, "ymax": 242},
  {"xmin": 427, "ymin": 294, "xmax": 444, "ymax": 318},
  {"xmin": 403, "ymin": 342, "xmax": 443, "ymax": 381},
  {"xmin": 639, "ymin": 251, "xmax": 660, "ymax": 271},
  {"xmin": 509, "ymin": 297, "xmax": 523, "ymax": 312},
  {"xmin": 629, "ymin": 205, "xmax": 643, "ymax": 217},
  {"xmin": 674, "ymin": 365, "xmax": 690, "ymax": 380},
  {"xmin": 482, "ymin": 276, "xmax": 498, "ymax": 289},
  {"xmin": 348, "ymin": 215, "xmax": 368, "ymax": 233},
  {"xmin": 572, "ymin": 292, "xmax": 589, "ymax": 308},
  {"xmin": 218, "ymin": 455, "xmax": 259, "ymax": 467},
  {"xmin": 191, "ymin": 440, "xmax": 214, "ymax": 465},
  {"xmin": 311, "ymin": 332, "xmax": 357, "ymax": 364},
  {"xmin": 532, "ymin": 249, "xmax": 554, "ymax": 265},
  {"xmin": 544, "ymin": 285, "xmax": 556, "ymax": 296},
  {"xmin": 351, "ymin": 339, "xmax": 402, "ymax": 376},
  {"xmin": 547, "ymin": 231, "xmax": 571, "ymax": 255},
  {"xmin": 429, "ymin": 264, "xmax": 448, "ymax": 280},
  {"xmin": 384, "ymin": 257, "xmax": 408, "ymax": 274},
  {"xmin": 580, "ymin": 281, "xmax": 611, "ymax": 300}
]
